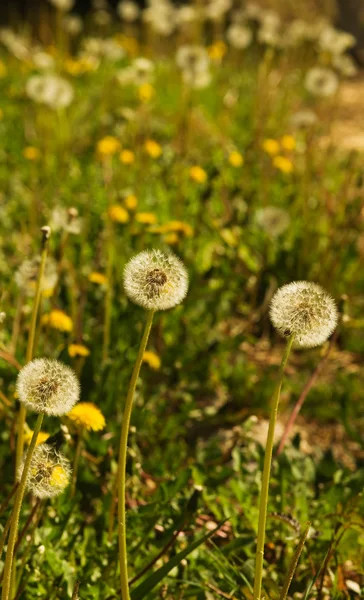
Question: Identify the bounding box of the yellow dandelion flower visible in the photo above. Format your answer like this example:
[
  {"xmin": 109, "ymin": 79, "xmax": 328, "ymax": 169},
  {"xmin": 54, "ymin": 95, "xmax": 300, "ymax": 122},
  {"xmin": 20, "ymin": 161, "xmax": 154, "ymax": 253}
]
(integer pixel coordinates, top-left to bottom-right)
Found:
[
  {"xmin": 23, "ymin": 146, "xmax": 40, "ymax": 161},
  {"xmin": 42, "ymin": 288, "xmax": 54, "ymax": 298},
  {"xmin": 138, "ymin": 83, "xmax": 155, "ymax": 102},
  {"xmin": 41, "ymin": 310, "xmax": 73, "ymax": 332},
  {"xmin": 120, "ymin": 149, "xmax": 135, "ymax": 165},
  {"xmin": 135, "ymin": 212, "xmax": 157, "ymax": 225},
  {"xmin": 189, "ymin": 166, "xmax": 207, "ymax": 183},
  {"xmin": 49, "ymin": 465, "xmax": 69, "ymax": 488},
  {"xmin": 67, "ymin": 402, "xmax": 106, "ymax": 431},
  {"xmin": 208, "ymin": 40, "xmax": 227, "ymax": 61},
  {"xmin": 124, "ymin": 194, "xmax": 138, "ymax": 210},
  {"xmin": 229, "ymin": 151, "xmax": 244, "ymax": 167},
  {"xmin": 144, "ymin": 139, "xmax": 162, "ymax": 159},
  {"xmin": 24, "ymin": 430, "xmax": 50, "ymax": 446},
  {"xmin": 68, "ymin": 344, "xmax": 90, "ymax": 358},
  {"xmin": 163, "ymin": 233, "xmax": 179, "ymax": 245},
  {"xmin": 280, "ymin": 135, "xmax": 296, "ymax": 151},
  {"xmin": 262, "ymin": 139, "xmax": 280, "ymax": 156},
  {"xmin": 97, "ymin": 136, "xmax": 121, "ymax": 157},
  {"xmin": 273, "ymin": 155, "xmax": 293, "ymax": 174},
  {"xmin": 108, "ymin": 204, "xmax": 130, "ymax": 223},
  {"xmin": 88, "ymin": 272, "xmax": 108, "ymax": 285},
  {"xmin": 162, "ymin": 221, "xmax": 193, "ymax": 237},
  {"xmin": 143, "ymin": 351, "xmax": 161, "ymax": 370}
]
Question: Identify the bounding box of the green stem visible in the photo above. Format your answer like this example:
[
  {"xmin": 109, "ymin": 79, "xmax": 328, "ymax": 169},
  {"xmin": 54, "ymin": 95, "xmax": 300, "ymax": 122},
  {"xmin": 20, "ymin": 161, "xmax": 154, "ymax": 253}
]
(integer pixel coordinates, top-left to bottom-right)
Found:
[
  {"xmin": 117, "ymin": 310, "xmax": 154, "ymax": 600},
  {"xmin": 102, "ymin": 222, "xmax": 114, "ymax": 366},
  {"xmin": 15, "ymin": 230, "xmax": 50, "ymax": 475},
  {"xmin": 2, "ymin": 413, "xmax": 44, "ymax": 600},
  {"xmin": 70, "ymin": 428, "xmax": 84, "ymax": 498},
  {"xmin": 253, "ymin": 335, "xmax": 294, "ymax": 600},
  {"xmin": 279, "ymin": 522, "xmax": 311, "ymax": 600}
]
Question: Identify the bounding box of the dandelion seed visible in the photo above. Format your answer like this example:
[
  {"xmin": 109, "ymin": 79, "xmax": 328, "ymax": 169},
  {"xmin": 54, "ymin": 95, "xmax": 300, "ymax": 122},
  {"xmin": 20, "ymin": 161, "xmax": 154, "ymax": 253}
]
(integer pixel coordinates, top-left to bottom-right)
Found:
[
  {"xmin": 304, "ymin": 67, "xmax": 338, "ymax": 97},
  {"xmin": 26, "ymin": 74, "xmax": 74, "ymax": 109},
  {"xmin": 18, "ymin": 443, "xmax": 71, "ymax": 498},
  {"xmin": 117, "ymin": 1, "xmax": 140, "ymax": 22},
  {"xmin": 17, "ymin": 358, "xmax": 80, "ymax": 416},
  {"xmin": 270, "ymin": 281, "xmax": 338, "ymax": 348},
  {"xmin": 124, "ymin": 249, "xmax": 188, "ymax": 311},
  {"xmin": 15, "ymin": 256, "xmax": 58, "ymax": 297},
  {"xmin": 255, "ymin": 206, "xmax": 290, "ymax": 237},
  {"xmin": 67, "ymin": 402, "xmax": 105, "ymax": 431},
  {"xmin": 227, "ymin": 24, "xmax": 253, "ymax": 50}
]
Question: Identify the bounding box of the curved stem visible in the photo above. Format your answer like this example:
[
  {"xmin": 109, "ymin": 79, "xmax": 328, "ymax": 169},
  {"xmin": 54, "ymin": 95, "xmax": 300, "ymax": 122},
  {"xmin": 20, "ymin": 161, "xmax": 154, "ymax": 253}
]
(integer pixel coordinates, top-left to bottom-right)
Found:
[
  {"xmin": 15, "ymin": 234, "xmax": 50, "ymax": 475},
  {"xmin": 279, "ymin": 522, "xmax": 310, "ymax": 600},
  {"xmin": 117, "ymin": 310, "xmax": 154, "ymax": 600},
  {"xmin": 2, "ymin": 413, "xmax": 44, "ymax": 600},
  {"xmin": 252, "ymin": 335, "xmax": 294, "ymax": 600}
]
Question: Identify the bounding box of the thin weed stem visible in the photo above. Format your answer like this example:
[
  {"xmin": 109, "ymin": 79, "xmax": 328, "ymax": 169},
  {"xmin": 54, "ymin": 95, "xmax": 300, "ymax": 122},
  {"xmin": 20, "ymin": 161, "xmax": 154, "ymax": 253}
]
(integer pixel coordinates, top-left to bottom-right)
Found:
[
  {"xmin": 15, "ymin": 228, "xmax": 50, "ymax": 475},
  {"xmin": 117, "ymin": 310, "xmax": 154, "ymax": 600},
  {"xmin": 2, "ymin": 412, "xmax": 44, "ymax": 600},
  {"xmin": 252, "ymin": 335, "xmax": 294, "ymax": 600},
  {"xmin": 279, "ymin": 522, "xmax": 311, "ymax": 600}
]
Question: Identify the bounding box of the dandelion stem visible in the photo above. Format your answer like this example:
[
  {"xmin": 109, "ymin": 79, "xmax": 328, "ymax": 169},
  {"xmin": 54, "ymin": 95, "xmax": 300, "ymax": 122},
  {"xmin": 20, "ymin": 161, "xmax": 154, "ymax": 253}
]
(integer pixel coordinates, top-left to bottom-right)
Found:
[
  {"xmin": 70, "ymin": 428, "xmax": 84, "ymax": 498},
  {"xmin": 279, "ymin": 522, "xmax": 311, "ymax": 600},
  {"xmin": 102, "ymin": 223, "xmax": 114, "ymax": 365},
  {"xmin": 117, "ymin": 309, "xmax": 154, "ymax": 600},
  {"xmin": 252, "ymin": 335, "xmax": 294, "ymax": 600},
  {"xmin": 15, "ymin": 229, "xmax": 50, "ymax": 475},
  {"xmin": 2, "ymin": 412, "xmax": 44, "ymax": 600}
]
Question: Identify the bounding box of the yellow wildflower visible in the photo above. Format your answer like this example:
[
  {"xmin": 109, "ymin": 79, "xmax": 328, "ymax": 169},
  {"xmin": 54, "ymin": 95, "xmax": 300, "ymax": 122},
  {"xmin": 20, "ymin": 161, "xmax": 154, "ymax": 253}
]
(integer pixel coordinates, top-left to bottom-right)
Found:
[
  {"xmin": 262, "ymin": 139, "xmax": 280, "ymax": 155},
  {"xmin": 68, "ymin": 344, "xmax": 90, "ymax": 358},
  {"xmin": 208, "ymin": 40, "xmax": 227, "ymax": 61},
  {"xmin": 144, "ymin": 139, "xmax": 162, "ymax": 159},
  {"xmin": 163, "ymin": 233, "xmax": 179, "ymax": 245},
  {"xmin": 229, "ymin": 151, "xmax": 244, "ymax": 167},
  {"xmin": 280, "ymin": 135, "xmax": 296, "ymax": 151},
  {"xmin": 162, "ymin": 221, "xmax": 193, "ymax": 237},
  {"xmin": 24, "ymin": 430, "xmax": 50, "ymax": 446},
  {"xmin": 273, "ymin": 156, "xmax": 293, "ymax": 174},
  {"xmin": 23, "ymin": 146, "xmax": 40, "ymax": 161},
  {"xmin": 138, "ymin": 83, "xmax": 155, "ymax": 102},
  {"xmin": 120, "ymin": 149, "xmax": 135, "ymax": 165},
  {"xmin": 88, "ymin": 272, "xmax": 108, "ymax": 285},
  {"xmin": 49, "ymin": 465, "xmax": 69, "ymax": 487},
  {"xmin": 124, "ymin": 194, "xmax": 138, "ymax": 210},
  {"xmin": 67, "ymin": 402, "xmax": 106, "ymax": 431},
  {"xmin": 97, "ymin": 136, "xmax": 121, "ymax": 157},
  {"xmin": 41, "ymin": 310, "xmax": 73, "ymax": 332},
  {"xmin": 42, "ymin": 288, "xmax": 54, "ymax": 298},
  {"xmin": 108, "ymin": 205, "xmax": 129, "ymax": 223},
  {"xmin": 189, "ymin": 166, "xmax": 207, "ymax": 183},
  {"xmin": 143, "ymin": 351, "xmax": 161, "ymax": 370},
  {"xmin": 135, "ymin": 212, "xmax": 157, "ymax": 225}
]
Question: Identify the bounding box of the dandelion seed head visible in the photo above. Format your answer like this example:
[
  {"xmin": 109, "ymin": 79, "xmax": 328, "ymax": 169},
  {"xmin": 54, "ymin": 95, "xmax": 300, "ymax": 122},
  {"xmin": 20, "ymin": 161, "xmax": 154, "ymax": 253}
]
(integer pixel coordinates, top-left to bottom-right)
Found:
[
  {"xmin": 124, "ymin": 249, "xmax": 188, "ymax": 311},
  {"xmin": 18, "ymin": 443, "xmax": 71, "ymax": 498},
  {"xmin": 270, "ymin": 281, "xmax": 338, "ymax": 348},
  {"xmin": 16, "ymin": 358, "xmax": 80, "ymax": 416}
]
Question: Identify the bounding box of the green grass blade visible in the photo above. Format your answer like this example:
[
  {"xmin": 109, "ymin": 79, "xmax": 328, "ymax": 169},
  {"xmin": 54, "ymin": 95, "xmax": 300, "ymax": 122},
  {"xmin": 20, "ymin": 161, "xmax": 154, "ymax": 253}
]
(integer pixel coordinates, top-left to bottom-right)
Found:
[{"xmin": 130, "ymin": 519, "xmax": 228, "ymax": 600}]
